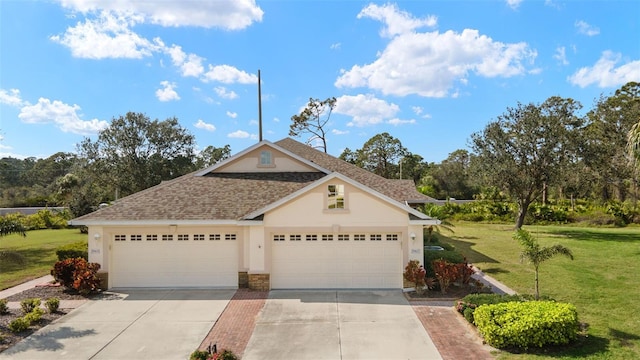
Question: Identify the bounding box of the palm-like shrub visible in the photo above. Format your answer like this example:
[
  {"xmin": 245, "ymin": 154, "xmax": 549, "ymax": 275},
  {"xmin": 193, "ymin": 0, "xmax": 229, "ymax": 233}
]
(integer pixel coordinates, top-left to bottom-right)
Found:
[{"xmin": 514, "ymin": 229, "xmax": 573, "ymax": 300}]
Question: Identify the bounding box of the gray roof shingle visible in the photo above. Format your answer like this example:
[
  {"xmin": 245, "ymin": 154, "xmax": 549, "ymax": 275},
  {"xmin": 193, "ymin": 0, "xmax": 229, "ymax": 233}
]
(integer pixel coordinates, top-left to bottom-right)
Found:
[
  {"xmin": 71, "ymin": 137, "xmax": 431, "ymax": 223},
  {"xmin": 274, "ymin": 138, "xmax": 433, "ymax": 204}
]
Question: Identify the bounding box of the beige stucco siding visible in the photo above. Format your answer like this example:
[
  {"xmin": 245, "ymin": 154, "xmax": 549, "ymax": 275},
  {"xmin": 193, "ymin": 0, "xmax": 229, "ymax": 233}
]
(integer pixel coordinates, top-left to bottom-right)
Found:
[
  {"xmin": 216, "ymin": 146, "xmax": 318, "ymax": 173},
  {"xmin": 264, "ymin": 182, "xmax": 407, "ymax": 228}
]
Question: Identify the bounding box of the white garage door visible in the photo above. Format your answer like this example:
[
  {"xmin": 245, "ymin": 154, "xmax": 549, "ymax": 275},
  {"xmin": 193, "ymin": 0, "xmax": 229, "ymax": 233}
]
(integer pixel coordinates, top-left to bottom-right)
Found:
[
  {"xmin": 271, "ymin": 233, "xmax": 402, "ymax": 289},
  {"xmin": 110, "ymin": 232, "xmax": 238, "ymax": 288}
]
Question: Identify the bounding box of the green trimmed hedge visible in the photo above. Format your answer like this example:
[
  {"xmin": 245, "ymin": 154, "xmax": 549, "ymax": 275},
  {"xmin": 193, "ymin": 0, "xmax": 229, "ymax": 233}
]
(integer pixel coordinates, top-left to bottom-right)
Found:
[
  {"xmin": 456, "ymin": 294, "xmax": 526, "ymax": 324},
  {"xmin": 56, "ymin": 241, "xmax": 88, "ymax": 261},
  {"xmin": 474, "ymin": 301, "xmax": 579, "ymax": 349}
]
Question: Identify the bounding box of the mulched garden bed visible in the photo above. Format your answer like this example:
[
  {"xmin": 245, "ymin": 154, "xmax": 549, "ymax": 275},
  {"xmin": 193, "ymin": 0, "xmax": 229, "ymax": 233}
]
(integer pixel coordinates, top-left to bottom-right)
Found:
[
  {"xmin": 405, "ymin": 280, "xmax": 493, "ymax": 301},
  {"xmin": 3, "ymin": 284, "xmax": 91, "ymax": 302},
  {"xmin": 1, "ymin": 284, "xmax": 94, "ymax": 353},
  {"xmin": 0, "ymin": 307, "xmax": 71, "ymax": 353}
]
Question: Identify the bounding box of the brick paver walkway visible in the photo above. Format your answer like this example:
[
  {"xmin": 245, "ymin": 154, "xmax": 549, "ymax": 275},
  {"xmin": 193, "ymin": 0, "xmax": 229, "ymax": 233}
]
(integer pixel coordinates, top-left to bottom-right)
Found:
[
  {"xmin": 198, "ymin": 289, "xmax": 268, "ymax": 358},
  {"xmin": 412, "ymin": 301, "xmax": 495, "ymax": 360}
]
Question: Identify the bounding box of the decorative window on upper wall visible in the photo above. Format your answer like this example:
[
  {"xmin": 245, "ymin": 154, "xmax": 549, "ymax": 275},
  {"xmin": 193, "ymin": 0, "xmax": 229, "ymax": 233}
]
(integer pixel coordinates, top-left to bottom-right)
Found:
[
  {"xmin": 327, "ymin": 184, "xmax": 345, "ymax": 209},
  {"xmin": 259, "ymin": 150, "xmax": 272, "ymax": 166}
]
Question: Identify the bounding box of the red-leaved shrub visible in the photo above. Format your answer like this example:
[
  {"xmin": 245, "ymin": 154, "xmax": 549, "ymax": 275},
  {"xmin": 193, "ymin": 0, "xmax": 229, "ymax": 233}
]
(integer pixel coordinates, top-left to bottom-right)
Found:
[
  {"xmin": 432, "ymin": 259, "xmax": 458, "ymax": 294},
  {"xmin": 51, "ymin": 258, "xmax": 101, "ymax": 295}
]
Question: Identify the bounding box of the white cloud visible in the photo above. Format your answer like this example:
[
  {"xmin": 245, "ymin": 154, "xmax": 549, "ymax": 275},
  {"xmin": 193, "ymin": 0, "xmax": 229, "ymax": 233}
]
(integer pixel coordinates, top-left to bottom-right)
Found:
[
  {"xmin": 0, "ymin": 151, "xmax": 32, "ymax": 159},
  {"xmin": 228, "ymin": 130, "xmax": 250, "ymax": 138},
  {"xmin": 568, "ymin": 51, "xmax": 640, "ymax": 88},
  {"xmin": 165, "ymin": 44, "xmax": 205, "ymax": 77},
  {"xmin": 273, "ymin": 117, "xmax": 280, "ymax": 122},
  {"xmin": 506, "ymin": 0, "xmax": 523, "ymax": 10},
  {"xmin": 575, "ymin": 20, "xmax": 600, "ymax": 36},
  {"xmin": 226, "ymin": 111, "xmax": 238, "ymax": 119},
  {"xmin": 336, "ymin": 5, "xmax": 536, "ymax": 98},
  {"xmin": 411, "ymin": 106, "xmax": 423, "ymax": 115},
  {"xmin": 155, "ymin": 81, "xmax": 180, "ymax": 102},
  {"xmin": 388, "ymin": 118, "xmax": 416, "ymax": 126},
  {"xmin": 544, "ymin": 0, "xmax": 562, "ymax": 10},
  {"xmin": 554, "ymin": 46, "xmax": 569, "ymax": 65},
  {"xmin": 334, "ymin": 94, "xmax": 400, "ymax": 127},
  {"xmin": 215, "ymin": 86, "xmax": 239, "ymax": 100},
  {"xmin": 358, "ymin": 3, "xmax": 437, "ymax": 38},
  {"xmin": 0, "ymin": 135, "xmax": 11, "ymax": 150},
  {"xmin": 331, "ymin": 129, "xmax": 349, "ymax": 135},
  {"xmin": 194, "ymin": 119, "xmax": 216, "ymax": 132},
  {"xmin": 330, "ymin": 42, "xmax": 341, "ymax": 50},
  {"xmin": 250, "ymin": 134, "xmax": 258, "ymax": 140},
  {"xmin": 249, "ymin": 120, "xmax": 258, "ymax": 126},
  {"xmin": 0, "ymin": 89, "xmax": 27, "ymax": 107},
  {"xmin": 202, "ymin": 65, "xmax": 258, "ymax": 84},
  {"xmin": 18, "ymin": 98, "xmax": 107, "ymax": 135},
  {"xmin": 50, "ymin": 11, "xmax": 159, "ymax": 59},
  {"xmin": 58, "ymin": 0, "xmax": 264, "ymax": 29}
]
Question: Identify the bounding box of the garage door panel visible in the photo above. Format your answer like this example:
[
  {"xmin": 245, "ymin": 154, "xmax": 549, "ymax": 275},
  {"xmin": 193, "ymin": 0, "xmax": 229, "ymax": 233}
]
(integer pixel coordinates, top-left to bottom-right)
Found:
[
  {"xmin": 111, "ymin": 236, "xmax": 238, "ymax": 288},
  {"xmin": 272, "ymin": 233, "xmax": 402, "ymax": 289}
]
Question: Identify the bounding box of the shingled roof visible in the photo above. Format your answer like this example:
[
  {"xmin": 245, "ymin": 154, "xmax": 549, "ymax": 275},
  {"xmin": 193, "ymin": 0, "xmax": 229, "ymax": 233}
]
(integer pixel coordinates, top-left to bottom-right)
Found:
[
  {"xmin": 71, "ymin": 137, "xmax": 432, "ymax": 224},
  {"xmin": 275, "ymin": 138, "xmax": 433, "ymax": 204}
]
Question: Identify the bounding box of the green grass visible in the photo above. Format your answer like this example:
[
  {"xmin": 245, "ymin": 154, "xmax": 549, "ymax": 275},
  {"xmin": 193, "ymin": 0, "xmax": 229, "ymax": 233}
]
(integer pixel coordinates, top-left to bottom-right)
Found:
[
  {"xmin": 439, "ymin": 222, "xmax": 640, "ymax": 359},
  {"xmin": 0, "ymin": 229, "xmax": 87, "ymax": 290}
]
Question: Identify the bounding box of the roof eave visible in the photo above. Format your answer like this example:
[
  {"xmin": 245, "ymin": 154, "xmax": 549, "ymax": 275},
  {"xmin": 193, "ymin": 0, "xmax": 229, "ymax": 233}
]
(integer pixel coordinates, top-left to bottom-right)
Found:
[{"xmin": 68, "ymin": 219, "xmax": 262, "ymax": 226}]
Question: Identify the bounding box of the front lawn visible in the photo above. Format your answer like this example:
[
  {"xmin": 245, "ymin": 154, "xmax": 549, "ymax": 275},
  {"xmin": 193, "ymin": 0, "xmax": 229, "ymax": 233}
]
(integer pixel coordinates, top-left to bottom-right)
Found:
[
  {"xmin": 441, "ymin": 222, "xmax": 640, "ymax": 360},
  {"xmin": 0, "ymin": 229, "xmax": 86, "ymax": 290}
]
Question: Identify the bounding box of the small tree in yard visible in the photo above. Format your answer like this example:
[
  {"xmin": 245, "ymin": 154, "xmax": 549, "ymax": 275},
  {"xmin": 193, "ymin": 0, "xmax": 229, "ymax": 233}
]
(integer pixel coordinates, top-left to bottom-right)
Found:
[
  {"xmin": 404, "ymin": 260, "xmax": 428, "ymax": 295},
  {"xmin": 514, "ymin": 229, "xmax": 573, "ymax": 300}
]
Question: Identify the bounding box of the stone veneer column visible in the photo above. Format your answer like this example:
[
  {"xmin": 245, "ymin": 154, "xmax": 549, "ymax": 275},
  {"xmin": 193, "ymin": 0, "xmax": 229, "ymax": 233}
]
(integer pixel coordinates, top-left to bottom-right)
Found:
[
  {"xmin": 238, "ymin": 271, "xmax": 249, "ymax": 288},
  {"xmin": 248, "ymin": 274, "xmax": 270, "ymax": 291}
]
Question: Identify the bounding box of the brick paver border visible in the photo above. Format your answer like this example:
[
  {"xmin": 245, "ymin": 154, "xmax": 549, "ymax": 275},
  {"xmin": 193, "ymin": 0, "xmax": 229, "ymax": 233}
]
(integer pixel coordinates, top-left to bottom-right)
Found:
[
  {"xmin": 412, "ymin": 301, "xmax": 495, "ymax": 360},
  {"xmin": 198, "ymin": 289, "xmax": 268, "ymax": 358}
]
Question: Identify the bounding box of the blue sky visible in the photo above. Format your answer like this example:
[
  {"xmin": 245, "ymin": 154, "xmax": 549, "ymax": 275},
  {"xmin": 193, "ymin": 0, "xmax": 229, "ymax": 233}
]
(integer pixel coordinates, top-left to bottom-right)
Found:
[{"xmin": 1, "ymin": 0, "xmax": 639, "ymax": 163}]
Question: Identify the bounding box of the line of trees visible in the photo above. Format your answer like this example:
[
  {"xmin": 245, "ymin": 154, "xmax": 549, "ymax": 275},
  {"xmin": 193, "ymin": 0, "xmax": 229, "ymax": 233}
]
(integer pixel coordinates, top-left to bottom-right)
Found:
[
  {"xmin": 2, "ymin": 83, "xmax": 638, "ymax": 227},
  {"xmin": 332, "ymin": 82, "xmax": 639, "ymax": 228},
  {"xmin": 0, "ymin": 112, "xmax": 231, "ymax": 217}
]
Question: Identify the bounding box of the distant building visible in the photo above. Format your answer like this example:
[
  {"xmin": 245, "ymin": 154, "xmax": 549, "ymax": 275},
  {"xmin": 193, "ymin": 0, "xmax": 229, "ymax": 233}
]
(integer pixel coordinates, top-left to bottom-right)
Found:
[{"xmin": 0, "ymin": 207, "xmax": 67, "ymax": 216}]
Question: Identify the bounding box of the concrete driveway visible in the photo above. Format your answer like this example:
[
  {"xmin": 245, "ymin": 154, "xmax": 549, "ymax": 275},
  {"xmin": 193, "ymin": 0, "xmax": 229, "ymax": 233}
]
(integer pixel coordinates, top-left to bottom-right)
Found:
[
  {"xmin": 243, "ymin": 290, "xmax": 442, "ymax": 360},
  {"xmin": 0, "ymin": 289, "xmax": 234, "ymax": 360}
]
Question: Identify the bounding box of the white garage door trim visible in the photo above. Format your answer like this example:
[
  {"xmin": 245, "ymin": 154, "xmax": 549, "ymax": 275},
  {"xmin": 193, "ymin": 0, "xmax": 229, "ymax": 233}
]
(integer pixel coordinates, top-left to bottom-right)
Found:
[
  {"xmin": 271, "ymin": 232, "xmax": 402, "ymax": 289},
  {"xmin": 110, "ymin": 232, "xmax": 238, "ymax": 288}
]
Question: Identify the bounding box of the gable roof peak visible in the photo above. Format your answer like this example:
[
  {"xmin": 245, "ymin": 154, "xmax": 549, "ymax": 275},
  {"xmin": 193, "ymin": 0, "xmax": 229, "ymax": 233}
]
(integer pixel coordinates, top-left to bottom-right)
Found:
[{"xmin": 194, "ymin": 139, "xmax": 329, "ymax": 176}]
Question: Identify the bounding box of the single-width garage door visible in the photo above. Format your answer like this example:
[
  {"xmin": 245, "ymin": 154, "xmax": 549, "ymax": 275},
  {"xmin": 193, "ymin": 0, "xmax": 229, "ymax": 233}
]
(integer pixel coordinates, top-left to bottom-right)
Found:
[
  {"xmin": 110, "ymin": 232, "xmax": 238, "ymax": 288},
  {"xmin": 271, "ymin": 232, "xmax": 402, "ymax": 289}
]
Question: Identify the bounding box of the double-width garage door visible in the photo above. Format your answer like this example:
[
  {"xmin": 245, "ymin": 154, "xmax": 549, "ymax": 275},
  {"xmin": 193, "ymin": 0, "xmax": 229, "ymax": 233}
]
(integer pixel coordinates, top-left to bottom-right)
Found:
[
  {"xmin": 271, "ymin": 233, "xmax": 402, "ymax": 289},
  {"xmin": 110, "ymin": 232, "xmax": 238, "ymax": 288}
]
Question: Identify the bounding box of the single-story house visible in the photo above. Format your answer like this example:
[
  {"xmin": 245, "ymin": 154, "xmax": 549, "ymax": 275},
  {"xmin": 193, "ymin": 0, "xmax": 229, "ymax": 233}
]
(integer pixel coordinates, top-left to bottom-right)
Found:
[{"xmin": 70, "ymin": 138, "xmax": 439, "ymax": 290}]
